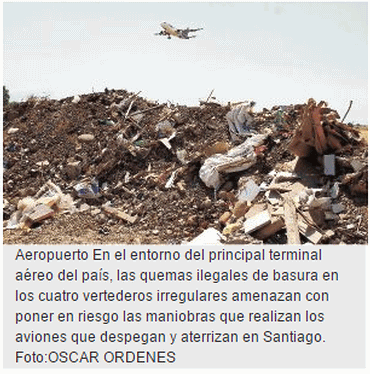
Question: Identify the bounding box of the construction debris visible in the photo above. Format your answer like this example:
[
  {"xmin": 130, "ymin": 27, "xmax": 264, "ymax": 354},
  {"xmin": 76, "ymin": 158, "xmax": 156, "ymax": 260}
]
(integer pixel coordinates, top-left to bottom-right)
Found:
[
  {"xmin": 283, "ymin": 198, "xmax": 301, "ymax": 244},
  {"xmin": 244, "ymin": 210, "xmax": 271, "ymax": 235},
  {"xmin": 288, "ymin": 98, "xmax": 362, "ymax": 158},
  {"xmin": 6, "ymin": 181, "xmax": 74, "ymax": 229},
  {"xmin": 102, "ymin": 205, "xmax": 138, "ymax": 224},
  {"xmin": 3, "ymin": 91, "xmax": 367, "ymax": 244}
]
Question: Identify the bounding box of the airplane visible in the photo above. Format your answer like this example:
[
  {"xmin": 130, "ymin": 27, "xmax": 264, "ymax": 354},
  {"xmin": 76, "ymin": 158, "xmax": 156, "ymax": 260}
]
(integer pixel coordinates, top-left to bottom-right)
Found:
[{"xmin": 155, "ymin": 22, "xmax": 203, "ymax": 39}]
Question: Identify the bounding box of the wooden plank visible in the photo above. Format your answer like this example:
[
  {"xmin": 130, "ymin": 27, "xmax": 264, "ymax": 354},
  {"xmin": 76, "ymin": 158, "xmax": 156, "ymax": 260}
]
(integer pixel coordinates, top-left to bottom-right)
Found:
[
  {"xmin": 253, "ymin": 217, "xmax": 285, "ymax": 240},
  {"xmin": 283, "ymin": 198, "xmax": 301, "ymax": 244},
  {"xmin": 298, "ymin": 219, "xmax": 323, "ymax": 244},
  {"xmin": 312, "ymin": 106, "xmax": 327, "ymax": 154}
]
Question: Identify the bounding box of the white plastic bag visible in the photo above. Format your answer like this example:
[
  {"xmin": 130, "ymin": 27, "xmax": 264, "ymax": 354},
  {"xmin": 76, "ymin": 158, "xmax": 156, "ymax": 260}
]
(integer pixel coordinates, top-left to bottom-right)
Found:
[
  {"xmin": 199, "ymin": 134, "xmax": 265, "ymax": 189},
  {"xmin": 226, "ymin": 103, "xmax": 256, "ymax": 142}
]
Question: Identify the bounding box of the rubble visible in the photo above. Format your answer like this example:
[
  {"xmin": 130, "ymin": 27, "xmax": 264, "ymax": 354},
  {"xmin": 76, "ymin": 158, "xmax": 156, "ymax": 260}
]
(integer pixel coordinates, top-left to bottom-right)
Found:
[
  {"xmin": 5, "ymin": 181, "xmax": 74, "ymax": 229},
  {"xmin": 3, "ymin": 91, "xmax": 368, "ymax": 244},
  {"xmin": 288, "ymin": 98, "xmax": 362, "ymax": 158}
]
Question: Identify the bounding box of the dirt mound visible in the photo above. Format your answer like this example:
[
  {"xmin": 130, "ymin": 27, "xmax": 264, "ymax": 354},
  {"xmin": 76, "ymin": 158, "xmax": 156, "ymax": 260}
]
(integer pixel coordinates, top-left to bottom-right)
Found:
[{"xmin": 3, "ymin": 90, "xmax": 368, "ymax": 244}]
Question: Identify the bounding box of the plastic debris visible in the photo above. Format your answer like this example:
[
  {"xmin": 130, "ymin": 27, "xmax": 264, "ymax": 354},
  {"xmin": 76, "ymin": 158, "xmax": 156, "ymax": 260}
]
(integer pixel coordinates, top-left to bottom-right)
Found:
[
  {"xmin": 199, "ymin": 134, "xmax": 266, "ymax": 189},
  {"xmin": 226, "ymin": 102, "xmax": 256, "ymax": 142},
  {"xmin": 238, "ymin": 178, "xmax": 260, "ymax": 202},
  {"xmin": 72, "ymin": 95, "xmax": 81, "ymax": 104},
  {"xmin": 74, "ymin": 179, "xmax": 100, "ymax": 199},
  {"xmin": 165, "ymin": 170, "xmax": 178, "ymax": 189}
]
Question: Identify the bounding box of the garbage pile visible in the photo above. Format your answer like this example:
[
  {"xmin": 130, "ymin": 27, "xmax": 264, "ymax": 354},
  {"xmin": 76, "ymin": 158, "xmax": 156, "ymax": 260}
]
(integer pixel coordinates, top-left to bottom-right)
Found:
[{"xmin": 3, "ymin": 90, "xmax": 368, "ymax": 244}]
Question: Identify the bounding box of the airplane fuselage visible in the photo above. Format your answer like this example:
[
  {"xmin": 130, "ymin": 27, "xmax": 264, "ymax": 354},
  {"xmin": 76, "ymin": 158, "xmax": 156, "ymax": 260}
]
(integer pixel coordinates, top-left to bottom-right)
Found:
[
  {"xmin": 160, "ymin": 22, "xmax": 178, "ymax": 38},
  {"xmin": 156, "ymin": 22, "xmax": 203, "ymax": 39}
]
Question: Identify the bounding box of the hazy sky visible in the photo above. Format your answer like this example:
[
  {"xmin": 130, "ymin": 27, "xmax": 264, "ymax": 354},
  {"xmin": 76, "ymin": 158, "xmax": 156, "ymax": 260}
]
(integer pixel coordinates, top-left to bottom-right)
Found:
[{"xmin": 3, "ymin": 2, "xmax": 368, "ymax": 123}]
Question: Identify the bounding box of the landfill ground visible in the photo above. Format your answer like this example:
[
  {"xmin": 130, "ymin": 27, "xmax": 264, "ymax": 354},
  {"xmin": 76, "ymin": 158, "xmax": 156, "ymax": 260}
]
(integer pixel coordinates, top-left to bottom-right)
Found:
[{"xmin": 3, "ymin": 89, "xmax": 368, "ymax": 245}]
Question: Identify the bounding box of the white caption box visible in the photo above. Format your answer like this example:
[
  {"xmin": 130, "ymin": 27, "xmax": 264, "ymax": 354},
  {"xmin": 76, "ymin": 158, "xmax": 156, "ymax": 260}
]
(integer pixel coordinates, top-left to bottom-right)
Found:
[{"xmin": 3, "ymin": 245, "xmax": 365, "ymax": 368}]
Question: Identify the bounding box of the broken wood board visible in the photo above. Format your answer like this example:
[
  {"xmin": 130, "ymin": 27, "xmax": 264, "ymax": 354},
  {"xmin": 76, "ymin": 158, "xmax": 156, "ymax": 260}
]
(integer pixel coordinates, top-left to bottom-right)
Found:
[
  {"xmin": 283, "ymin": 198, "xmax": 301, "ymax": 244},
  {"xmin": 302, "ymin": 208, "xmax": 325, "ymax": 227},
  {"xmin": 103, "ymin": 206, "xmax": 138, "ymax": 224},
  {"xmin": 253, "ymin": 217, "xmax": 285, "ymax": 240},
  {"xmin": 298, "ymin": 219, "xmax": 323, "ymax": 244}
]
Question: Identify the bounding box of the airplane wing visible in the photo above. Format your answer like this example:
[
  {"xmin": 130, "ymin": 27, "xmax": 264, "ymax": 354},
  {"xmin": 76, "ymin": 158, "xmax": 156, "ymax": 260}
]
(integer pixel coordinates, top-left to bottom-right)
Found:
[
  {"xmin": 154, "ymin": 30, "xmax": 172, "ymax": 38},
  {"xmin": 176, "ymin": 27, "xmax": 203, "ymax": 39}
]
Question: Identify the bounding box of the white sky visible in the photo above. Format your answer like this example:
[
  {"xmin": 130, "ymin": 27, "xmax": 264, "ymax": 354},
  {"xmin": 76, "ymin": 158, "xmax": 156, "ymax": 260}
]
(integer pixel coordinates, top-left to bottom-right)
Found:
[{"xmin": 3, "ymin": 1, "xmax": 368, "ymax": 124}]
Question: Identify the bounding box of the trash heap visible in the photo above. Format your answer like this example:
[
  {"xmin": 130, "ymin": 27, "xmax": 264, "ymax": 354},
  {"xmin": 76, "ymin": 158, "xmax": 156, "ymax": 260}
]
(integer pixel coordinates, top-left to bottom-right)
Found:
[{"xmin": 3, "ymin": 90, "xmax": 368, "ymax": 244}]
